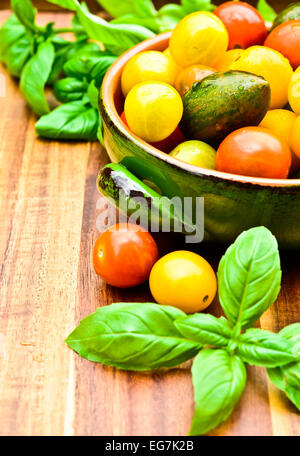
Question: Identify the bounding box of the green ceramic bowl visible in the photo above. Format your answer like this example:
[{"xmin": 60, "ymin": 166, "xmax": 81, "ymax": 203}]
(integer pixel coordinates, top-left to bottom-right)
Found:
[{"xmin": 98, "ymin": 32, "xmax": 300, "ymax": 248}]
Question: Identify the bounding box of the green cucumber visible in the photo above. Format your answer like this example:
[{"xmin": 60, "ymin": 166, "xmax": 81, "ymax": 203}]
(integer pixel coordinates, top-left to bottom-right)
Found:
[
  {"xmin": 180, "ymin": 71, "xmax": 270, "ymax": 146},
  {"xmin": 271, "ymin": 2, "xmax": 300, "ymax": 30}
]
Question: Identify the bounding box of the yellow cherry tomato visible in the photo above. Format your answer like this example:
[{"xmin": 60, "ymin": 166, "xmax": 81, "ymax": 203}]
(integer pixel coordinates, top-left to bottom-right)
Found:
[
  {"xmin": 124, "ymin": 81, "xmax": 183, "ymax": 143},
  {"xmin": 229, "ymin": 46, "xmax": 293, "ymax": 109},
  {"xmin": 259, "ymin": 109, "xmax": 297, "ymax": 143},
  {"xmin": 170, "ymin": 140, "xmax": 216, "ymax": 169},
  {"xmin": 259, "ymin": 109, "xmax": 300, "ymax": 173},
  {"xmin": 288, "ymin": 66, "xmax": 300, "ymax": 114},
  {"xmin": 290, "ymin": 115, "xmax": 300, "ymax": 159},
  {"xmin": 169, "ymin": 12, "xmax": 229, "ymax": 68},
  {"xmin": 215, "ymin": 49, "xmax": 244, "ymax": 72},
  {"xmin": 121, "ymin": 51, "xmax": 178, "ymax": 97},
  {"xmin": 163, "ymin": 47, "xmax": 182, "ymax": 75},
  {"xmin": 149, "ymin": 251, "xmax": 217, "ymax": 314},
  {"xmin": 175, "ymin": 64, "xmax": 216, "ymax": 96}
]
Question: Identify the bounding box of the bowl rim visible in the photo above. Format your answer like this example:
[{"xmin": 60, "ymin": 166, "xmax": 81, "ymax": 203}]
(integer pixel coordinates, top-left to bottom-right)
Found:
[{"xmin": 101, "ymin": 31, "xmax": 300, "ymax": 188}]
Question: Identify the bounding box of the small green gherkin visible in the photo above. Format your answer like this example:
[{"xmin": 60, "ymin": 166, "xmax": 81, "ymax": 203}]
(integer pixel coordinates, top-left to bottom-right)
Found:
[{"xmin": 180, "ymin": 71, "xmax": 271, "ymax": 146}]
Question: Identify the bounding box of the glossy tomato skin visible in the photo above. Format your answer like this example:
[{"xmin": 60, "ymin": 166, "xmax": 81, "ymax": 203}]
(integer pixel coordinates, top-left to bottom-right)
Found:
[
  {"xmin": 149, "ymin": 251, "xmax": 217, "ymax": 314},
  {"xmin": 264, "ymin": 20, "xmax": 300, "ymax": 70},
  {"xmin": 120, "ymin": 111, "xmax": 186, "ymax": 152},
  {"xmin": 216, "ymin": 127, "xmax": 291, "ymax": 179},
  {"xmin": 214, "ymin": 1, "xmax": 267, "ymax": 49},
  {"xmin": 93, "ymin": 223, "xmax": 159, "ymax": 288}
]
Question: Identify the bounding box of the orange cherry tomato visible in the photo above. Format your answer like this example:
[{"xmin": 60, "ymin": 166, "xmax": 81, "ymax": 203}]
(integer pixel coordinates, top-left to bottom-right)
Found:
[
  {"xmin": 175, "ymin": 64, "xmax": 216, "ymax": 96},
  {"xmin": 214, "ymin": 1, "xmax": 267, "ymax": 50},
  {"xmin": 216, "ymin": 127, "xmax": 291, "ymax": 179},
  {"xmin": 120, "ymin": 111, "xmax": 186, "ymax": 152},
  {"xmin": 264, "ymin": 20, "xmax": 300, "ymax": 71},
  {"xmin": 93, "ymin": 223, "xmax": 159, "ymax": 288}
]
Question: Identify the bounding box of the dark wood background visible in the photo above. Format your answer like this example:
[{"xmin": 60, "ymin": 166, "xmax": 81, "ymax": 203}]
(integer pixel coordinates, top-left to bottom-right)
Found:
[{"xmin": 0, "ymin": 0, "xmax": 291, "ymax": 12}]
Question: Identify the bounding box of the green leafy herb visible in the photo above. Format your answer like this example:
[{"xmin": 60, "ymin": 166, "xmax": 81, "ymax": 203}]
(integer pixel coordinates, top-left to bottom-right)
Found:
[
  {"xmin": 87, "ymin": 80, "xmax": 99, "ymax": 109},
  {"xmin": 268, "ymin": 323, "xmax": 300, "ymax": 411},
  {"xmin": 5, "ymin": 34, "xmax": 32, "ymax": 78},
  {"xmin": 256, "ymin": 0, "xmax": 277, "ymax": 22},
  {"xmin": 64, "ymin": 54, "xmax": 117, "ymax": 87},
  {"xmin": 54, "ymin": 77, "xmax": 88, "ymax": 103},
  {"xmin": 20, "ymin": 40, "xmax": 55, "ymax": 115},
  {"xmin": 45, "ymin": 0, "xmax": 77, "ymax": 11},
  {"xmin": 0, "ymin": 14, "xmax": 27, "ymax": 62},
  {"xmin": 11, "ymin": 0, "xmax": 39, "ymax": 32},
  {"xmin": 237, "ymin": 328, "xmax": 296, "ymax": 367},
  {"xmin": 175, "ymin": 314, "xmax": 233, "ymax": 347},
  {"xmin": 35, "ymin": 98, "xmax": 99, "ymax": 141},
  {"xmin": 66, "ymin": 303, "xmax": 201, "ymax": 370},
  {"xmin": 190, "ymin": 349, "xmax": 246, "ymax": 435},
  {"xmin": 217, "ymin": 226, "xmax": 281, "ymax": 330},
  {"xmin": 181, "ymin": 0, "xmax": 215, "ymax": 14},
  {"xmin": 73, "ymin": 2, "xmax": 155, "ymax": 55}
]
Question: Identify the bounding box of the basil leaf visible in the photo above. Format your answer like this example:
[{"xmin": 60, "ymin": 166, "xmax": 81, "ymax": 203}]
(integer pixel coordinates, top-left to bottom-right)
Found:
[
  {"xmin": 175, "ymin": 314, "xmax": 233, "ymax": 347},
  {"xmin": 181, "ymin": 0, "xmax": 215, "ymax": 14},
  {"xmin": 74, "ymin": 2, "xmax": 155, "ymax": 55},
  {"xmin": 5, "ymin": 34, "xmax": 32, "ymax": 78},
  {"xmin": 111, "ymin": 15, "xmax": 160, "ymax": 33},
  {"xmin": 45, "ymin": 0, "xmax": 77, "ymax": 11},
  {"xmin": 20, "ymin": 41, "xmax": 55, "ymax": 116},
  {"xmin": 64, "ymin": 55, "xmax": 117, "ymax": 87},
  {"xmin": 267, "ymin": 323, "xmax": 300, "ymax": 411},
  {"xmin": 157, "ymin": 4, "xmax": 186, "ymax": 32},
  {"xmin": 237, "ymin": 328, "xmax": 296, "ymax": 367},
  {"xmin": 66, "ymin": 303, "xmax": 202, "ymax": 371},
  {"xmin": 0, "ymin": 14, "xmax": 26, "ymax": 61},
  {"xmin": 190, "ymin": 349, "xmax": 246, "ymax": 435},
  {"xmin": 217, "ymin": 226, "xmax": 281, "ymax": 329},
  {"xmin": 11, "ymin": 0, "xmax": 38, "ymax": 32},
  {"xmin": 87, "ymin": 80, "xmax": 99, "ymax": 109},
  {"xmin": 54, "ymin": 77, "xmax": 88, "ymax": 103},
  {"xmin": 35, "ymin": 99, "xmax": 99, "ymax": 141},
  {"xmin": 257, "ymin": 0, "xmax": 277, "ymax": 22},
  {"xmin": 96, "ymin": 0, "xmax": 137, "ymax": 18}
]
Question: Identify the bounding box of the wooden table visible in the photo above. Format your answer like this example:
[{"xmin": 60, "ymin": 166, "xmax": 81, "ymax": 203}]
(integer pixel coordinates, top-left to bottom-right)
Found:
[{"xmin": 0, "ymin": 10, "xmax": 299, "ymax": 436}]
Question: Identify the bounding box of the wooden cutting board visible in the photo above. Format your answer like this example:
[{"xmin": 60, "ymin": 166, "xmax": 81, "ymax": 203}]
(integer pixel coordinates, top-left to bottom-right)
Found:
[{"xmin": 0, "ymin": 10, "xmax": 299, "ymax": 436}]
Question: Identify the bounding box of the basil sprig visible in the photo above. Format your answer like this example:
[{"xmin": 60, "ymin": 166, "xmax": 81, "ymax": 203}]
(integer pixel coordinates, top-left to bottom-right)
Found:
[{"xmin": 66, "ymin": 227, "xmax": 300, "ymax": 435}]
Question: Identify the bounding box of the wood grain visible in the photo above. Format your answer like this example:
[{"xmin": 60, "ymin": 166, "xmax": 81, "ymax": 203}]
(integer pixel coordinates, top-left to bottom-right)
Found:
[{"xmin": 0, "ymin": 10, "xmax": 299, "ymax": 436}]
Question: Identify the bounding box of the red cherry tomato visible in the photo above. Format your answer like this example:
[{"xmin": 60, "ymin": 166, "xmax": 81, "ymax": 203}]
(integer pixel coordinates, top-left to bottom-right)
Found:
[
  {"xmin": 264, "ymin": 20, "xmax": 300, "ymax": 70},
  {"xmin": 214, "ymin": 1, "xmax": 267, "ymax": 49},
  {"xmin": 120, "ymin": 111, "xmax": 186, "ymax": 152},
  {"xmin": 93, "ymin": 223, "xmax": 159, "ymax": 288},
  {"xmin": 216, "ymin": 127, "xmax": 291, "ymax": 179}
]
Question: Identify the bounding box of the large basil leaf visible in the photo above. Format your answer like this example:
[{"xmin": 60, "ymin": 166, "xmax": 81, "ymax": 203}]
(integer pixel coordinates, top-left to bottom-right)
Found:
[
  {"xmin": 217, "ymin": 227, "xmax": 281, "ymax": 329},
  {"xmin": 66, "ymin": 303, "xmax": 202, "ymax": 371},
  {"xmin": 11, "ymin": 0, "xmax": 38, "ymax": 32},
  {"xmin": 35, "ymin": 99, "xmax": 99, "ymax": 141},
  {"xmin": 237, "ymin": 328, "xmax": 296, "ymax": 368},
  {"xmin": 190, "ymin": 349, "xmax": 246, "ymax": 435},
  {"xmin": 5, "ymin": 34, "xmax": 32, "ymax": 78},
  {"xmin": 73, "ymin": 2, "xmax": 155, "ymax": 55},
  {"xmin": 0, "ymin": 14, "xmax": 26, "ymax": 61},
  {"xmin": 20, "ymin": 41, "xmax": 55, "ymax": 116},
  {"xmin": 54, "ymin": 77, "xmax": 88, "ymax": 103},
  {"xmin": 175, "ymin": 314, "xmax": 233, "ymax": 347},
  {"xmin": 267, "ymin": 323, "xmax": 300, "ymax": 411}
]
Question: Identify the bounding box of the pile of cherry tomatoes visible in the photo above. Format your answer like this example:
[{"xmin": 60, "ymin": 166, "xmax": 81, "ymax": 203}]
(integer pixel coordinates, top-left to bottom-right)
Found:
[{"xmin": 119, "ymin": 1, "xmax": 300, "ymax": 180}]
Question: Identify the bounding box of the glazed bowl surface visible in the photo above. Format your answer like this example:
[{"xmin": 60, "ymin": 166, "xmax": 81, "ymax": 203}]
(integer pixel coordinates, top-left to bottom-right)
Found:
[{"xmin": 99, "ymin": 32, "xmax": 300, "ymax": 248}]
